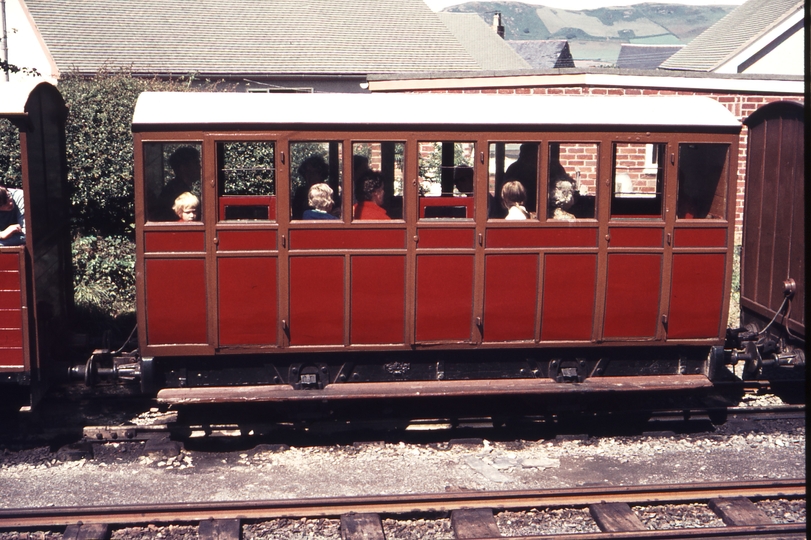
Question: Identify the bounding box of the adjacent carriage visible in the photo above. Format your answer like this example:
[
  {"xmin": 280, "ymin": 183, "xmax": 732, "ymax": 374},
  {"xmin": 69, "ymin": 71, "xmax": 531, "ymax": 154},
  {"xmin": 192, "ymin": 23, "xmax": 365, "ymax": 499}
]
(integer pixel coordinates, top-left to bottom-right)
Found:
[{"xmin": 0, "ymin": 80, "xmax": 72, "ymax": 408}]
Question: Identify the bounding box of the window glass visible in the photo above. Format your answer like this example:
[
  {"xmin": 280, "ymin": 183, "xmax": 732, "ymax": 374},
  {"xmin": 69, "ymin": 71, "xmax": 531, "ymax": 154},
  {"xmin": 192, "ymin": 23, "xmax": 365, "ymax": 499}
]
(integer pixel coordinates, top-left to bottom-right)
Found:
[
  {"xmin": 418, "ymin": 141, "xmax": 475, "ymax": 220},
  {"xmin": 547, "ymin": 142, "xmax": 598, "ymax": 220},
  {"xmin": 352, "ymin": 142, "xmax": 405, "ymax": 221},
  {"xmin": 611, "ymin": 142, "xmax": 664, "ymax": 218},
  {"xmin": 144, "ymin": 142, "xmax": 202, "ymax": 222},
  {"xmin": 488, "ymin": 142, "xmax": 538, "ymax": 220},
  {"xmin": 218, "ymin": 141, "xmax": 275, "ymax": 221},
  {"xmin": 290, "ymin": 142, "xmax": 342, "ymax": 221},
  {"xmin": 677, "ymin": 144, "xmax": 728, "ymax": 219}
]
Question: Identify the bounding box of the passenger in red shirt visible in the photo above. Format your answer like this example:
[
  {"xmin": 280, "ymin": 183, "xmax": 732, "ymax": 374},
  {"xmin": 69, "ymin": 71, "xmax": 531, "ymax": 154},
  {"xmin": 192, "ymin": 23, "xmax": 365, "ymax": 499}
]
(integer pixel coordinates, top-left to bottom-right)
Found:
[{"xmin": 353, "ymin": 170, "xmax": 391, "ymax": 220}]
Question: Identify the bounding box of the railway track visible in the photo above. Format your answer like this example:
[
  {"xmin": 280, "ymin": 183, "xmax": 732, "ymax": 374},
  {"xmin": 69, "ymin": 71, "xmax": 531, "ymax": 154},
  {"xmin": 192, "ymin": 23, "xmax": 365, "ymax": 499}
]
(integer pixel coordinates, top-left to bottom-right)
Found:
[{"xmin": 0, "ymin": 479, "xmax": 804, "ymax": 539}]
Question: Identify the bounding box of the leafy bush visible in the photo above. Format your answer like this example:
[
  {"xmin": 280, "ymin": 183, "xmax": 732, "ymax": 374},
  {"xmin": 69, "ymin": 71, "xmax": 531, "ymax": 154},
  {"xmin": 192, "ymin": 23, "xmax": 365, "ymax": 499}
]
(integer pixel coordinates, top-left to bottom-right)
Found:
[
  {"xmin": 0, "ymin": 119, "xmax": 22, "ymax": 187},
  {"xmin": 73, "ymin": 234, "xmax": 136, "ymax": 317}
]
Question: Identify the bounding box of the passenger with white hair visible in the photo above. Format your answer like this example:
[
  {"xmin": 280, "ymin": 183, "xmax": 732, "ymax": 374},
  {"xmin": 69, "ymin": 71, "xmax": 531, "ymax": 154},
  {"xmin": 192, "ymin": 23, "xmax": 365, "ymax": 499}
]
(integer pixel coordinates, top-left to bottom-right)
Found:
[{"xmin": 303, "ymin": 183, "xmax": 339, "ymax": 220}]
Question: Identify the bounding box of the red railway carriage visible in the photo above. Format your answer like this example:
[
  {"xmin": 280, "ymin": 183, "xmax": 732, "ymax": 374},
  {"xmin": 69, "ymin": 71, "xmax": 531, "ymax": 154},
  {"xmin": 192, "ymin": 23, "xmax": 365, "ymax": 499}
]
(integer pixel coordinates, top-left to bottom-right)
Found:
[
  {"xmin": 0, "ymin": 81, "xmax": 72, "ymax": 408},
  {"xmin": 130, "ymin": 92, "xmax": 743, "ymax": 407}
]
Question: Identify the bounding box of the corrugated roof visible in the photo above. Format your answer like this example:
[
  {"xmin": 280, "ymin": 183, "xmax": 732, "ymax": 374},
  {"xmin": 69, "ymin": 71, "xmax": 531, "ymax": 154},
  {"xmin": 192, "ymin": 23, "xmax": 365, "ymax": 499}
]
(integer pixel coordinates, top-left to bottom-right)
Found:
[
  {"xmin": 506, "ymin": 40, "xmax": 575, "ymax": 70},
  {"xmin": 617, "ymin": 44, "xmax": 684, "ymax": 70},
  {"xmin": 436, "ymin": 13, "xmax": 530, "ymax": 71},
  {"xmin": 659, "ymin": 0, "xmax": 803, "ymax": 72},
  {"xmin": 24, "ymin": 0, "xmax": 482, "ymax": 76}
]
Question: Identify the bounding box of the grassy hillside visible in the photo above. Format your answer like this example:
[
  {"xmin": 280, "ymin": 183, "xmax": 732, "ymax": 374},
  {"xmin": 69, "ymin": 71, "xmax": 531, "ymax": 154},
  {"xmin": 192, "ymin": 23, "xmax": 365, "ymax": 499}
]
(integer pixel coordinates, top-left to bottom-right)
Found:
[{"xmin": 445, "ymin": 2, "xmax": 734, "ymax": 59}]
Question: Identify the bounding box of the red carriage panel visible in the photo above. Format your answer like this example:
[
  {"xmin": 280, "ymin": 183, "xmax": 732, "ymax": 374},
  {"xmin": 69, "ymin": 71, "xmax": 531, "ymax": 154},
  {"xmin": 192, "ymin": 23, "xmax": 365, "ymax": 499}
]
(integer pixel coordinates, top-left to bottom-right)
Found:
[
  {"xmin": 0, "ymin": 309, "xmax": 23, "ymax": 328},
  {"xmin": 145, "ymin": 258, "xmax": 208, "ymax": 344},
  {"xmin": 350, "ymin": 255, "xmax": 406, "ymax": 345},
  {"xmin": 674, "ymin": 228, "xmax": 726, "ymax": 248},
  {"xmin": 608, "ymin": 228, "xmax": 662, "ymax": 248},
  {"xmin": 0, "ymin": 289, "xmax": 22, "ymax": 310},
  {"xmin": 291, "ymin": 229, "xmax": 405, "ymax": 250},
  {"xmin": 0, "ymin": 328, "xmax": 23, "ymax": 348},
  {"xmin": 483, "ymin": 254, "xmax": 538, "ymax": 342},
  {"xmin": 541, "ymin": 254, "xmax": 597, "ymax": 341},
  {"xmin": 0, "ymin": 258, "xmax": 25, "ymax": 367},
  {"xmin": 0, "ymin": 345, "xmax": 23, "ymax": 369},
  {"xmin": 217, "ymin": 230, "xmax": 276, "ymax": 252},
  {"xmin": 603, "ymin": 254, "xmax": 662, "ymax": 339},
  {"xmin": 667, "ymin": 253, "xmax": 726, "ymax": 339},
  {"xmin": 417, "ymin": 228, "xmax": 474, "ymax": 249},
  {"xmin": 218, "ymin": 257, "xmax": 278, "ymax": 346},
  {"xmin": 487, "ymin": 228, "xmax": 597, "ymax": 248},
  {"xmin": 289, "ymin": 256, "xmax": 344, "ymax": 345},
  {"xmin": 416, "ymin": 255, "xmax": 474, "ymax": 342},
  {"xmin": 144, "ymin": 231, "xmax": 205, "ymax": 253}
]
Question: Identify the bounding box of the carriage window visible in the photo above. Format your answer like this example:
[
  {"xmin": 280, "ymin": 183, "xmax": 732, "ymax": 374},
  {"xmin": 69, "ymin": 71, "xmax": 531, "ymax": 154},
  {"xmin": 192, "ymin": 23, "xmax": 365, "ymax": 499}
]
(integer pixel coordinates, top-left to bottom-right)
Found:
[
  {"xmin": 418, "ymin": 141, "xmax": 475, "ymax": 220},
  {"xmin": 144, "ymin": 142, "xmax": 202, "ymax": 223},
  {"xmin": 611, "ymin": 143, "xmax": 665, "ymax": 218},
  {"xmin": 290, "ymin": 142, "xmax": 343, "ymax": 221},
  {"xmin": 352, "ymin": 142, "xmax": 405, "ymax": 221},
  {"xmin": 547, "ymin": 142, "xmax": 598, "ymax": 220},
  {"xmin": 218, "ymin": 141, "xmax": 275, "ymax": 221},
  {"xmin": 677, "ymin": 144, "xmax": 728, "ymax": 219},
  {"xmin": 488, "ymin": 142, "xmax": 539, "ymax": 220}
]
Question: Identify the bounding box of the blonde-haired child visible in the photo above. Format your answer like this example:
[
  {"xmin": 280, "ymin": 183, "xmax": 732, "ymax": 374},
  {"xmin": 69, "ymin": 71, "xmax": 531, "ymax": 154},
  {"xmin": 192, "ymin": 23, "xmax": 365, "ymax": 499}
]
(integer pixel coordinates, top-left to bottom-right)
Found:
[{"xmin": 172, "ymin": 192, "xmax": 199, "ymax": 221}]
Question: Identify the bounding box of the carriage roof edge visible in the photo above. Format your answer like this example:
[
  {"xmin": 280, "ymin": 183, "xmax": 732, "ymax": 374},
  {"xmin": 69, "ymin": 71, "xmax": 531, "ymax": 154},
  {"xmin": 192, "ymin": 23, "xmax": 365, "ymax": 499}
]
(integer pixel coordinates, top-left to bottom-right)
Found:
[{"xmin": 131, "ymin": 92, "xmax": 741, "ymax": 131}]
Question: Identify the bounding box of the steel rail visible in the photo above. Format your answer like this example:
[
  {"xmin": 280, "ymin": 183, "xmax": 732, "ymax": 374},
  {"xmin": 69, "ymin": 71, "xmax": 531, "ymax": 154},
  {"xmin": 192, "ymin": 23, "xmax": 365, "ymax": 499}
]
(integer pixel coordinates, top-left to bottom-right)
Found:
[{"xmin": 0, "ymin": 479, "xmax": 804, "ymax": 528}]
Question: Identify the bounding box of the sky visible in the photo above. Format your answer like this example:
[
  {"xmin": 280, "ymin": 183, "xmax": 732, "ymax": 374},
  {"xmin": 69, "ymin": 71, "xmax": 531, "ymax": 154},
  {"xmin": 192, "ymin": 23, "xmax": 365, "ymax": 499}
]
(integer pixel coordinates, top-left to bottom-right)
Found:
[{"xmin": 423, "ymin": 0, "xmax": 745, "ymax": 11}]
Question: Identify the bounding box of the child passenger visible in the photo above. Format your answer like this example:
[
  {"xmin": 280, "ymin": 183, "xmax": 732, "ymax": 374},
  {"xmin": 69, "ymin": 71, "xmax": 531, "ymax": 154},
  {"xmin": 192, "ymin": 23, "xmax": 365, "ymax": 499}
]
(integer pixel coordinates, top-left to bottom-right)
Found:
[
  {"xmin": 172, "ymin": 192, "xmax": 199, "ymax": 221},
  {"xmin": 501, "ymin": 181, "xmax": 530, "ymax": 220}
]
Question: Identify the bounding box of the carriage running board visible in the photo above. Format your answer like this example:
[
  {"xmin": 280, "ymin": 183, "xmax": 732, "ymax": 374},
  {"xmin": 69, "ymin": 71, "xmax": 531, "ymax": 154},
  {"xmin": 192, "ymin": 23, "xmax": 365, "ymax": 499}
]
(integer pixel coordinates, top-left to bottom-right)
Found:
[{"xmin": 157, "ymin": 375, "xmax": 712, "ymax": 405}]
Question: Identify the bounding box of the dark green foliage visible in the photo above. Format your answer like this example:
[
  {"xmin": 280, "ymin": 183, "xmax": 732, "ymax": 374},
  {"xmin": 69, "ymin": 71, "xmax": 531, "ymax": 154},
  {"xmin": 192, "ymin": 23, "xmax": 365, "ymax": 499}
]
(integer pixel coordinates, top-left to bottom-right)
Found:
[
  {"xmin": 0, "ymin": 60, "xmax": 40, "ymax": 77},
  {"xmin": 221, "ymin": 141, "xmax": 276, "ymax": 196},
  {"xmin": 72, "ymin": 234, "xmax": 136, "ymax": 317},
  {"xmin": 0, "ymin": 119, "xmax": 22, "ymax": 188}
]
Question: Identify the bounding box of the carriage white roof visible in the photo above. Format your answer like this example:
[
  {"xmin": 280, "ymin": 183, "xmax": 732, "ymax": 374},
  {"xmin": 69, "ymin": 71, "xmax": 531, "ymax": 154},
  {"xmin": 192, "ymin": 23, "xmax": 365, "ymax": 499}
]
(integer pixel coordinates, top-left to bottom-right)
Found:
[
  {"xmin": 0, "ymin": 80, "xmax": 57, "ymax": 118},
  {"xmin": 132, "ymin": 92, "xmax": 741, "ymax": 129}
]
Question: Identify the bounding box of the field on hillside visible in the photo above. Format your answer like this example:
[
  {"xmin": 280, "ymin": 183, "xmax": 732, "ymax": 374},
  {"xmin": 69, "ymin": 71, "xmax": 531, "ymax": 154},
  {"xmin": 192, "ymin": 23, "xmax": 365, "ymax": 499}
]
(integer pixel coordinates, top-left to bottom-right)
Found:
[{"xmin": 446, "ymin": 2, "xmax": 734, "ymax": 42}]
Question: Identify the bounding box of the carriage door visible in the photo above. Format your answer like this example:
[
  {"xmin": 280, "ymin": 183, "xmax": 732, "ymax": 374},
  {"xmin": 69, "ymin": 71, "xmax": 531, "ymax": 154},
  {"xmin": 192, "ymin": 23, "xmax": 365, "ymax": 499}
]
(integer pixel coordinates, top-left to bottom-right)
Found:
[
  {"xmin": 414, "ymin": 140, "xmax": 478, "ymax": 344},
  {"xmin": 213, "ymin": 139, "xmax": 279, "ymax": 349},
  {"xmin": 602, "ymin": 141, "xmax": 669, "ymax": 341},
  {"xmin": 666, "ymin": 142, "xmax": 732, "ymax": 340}
]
